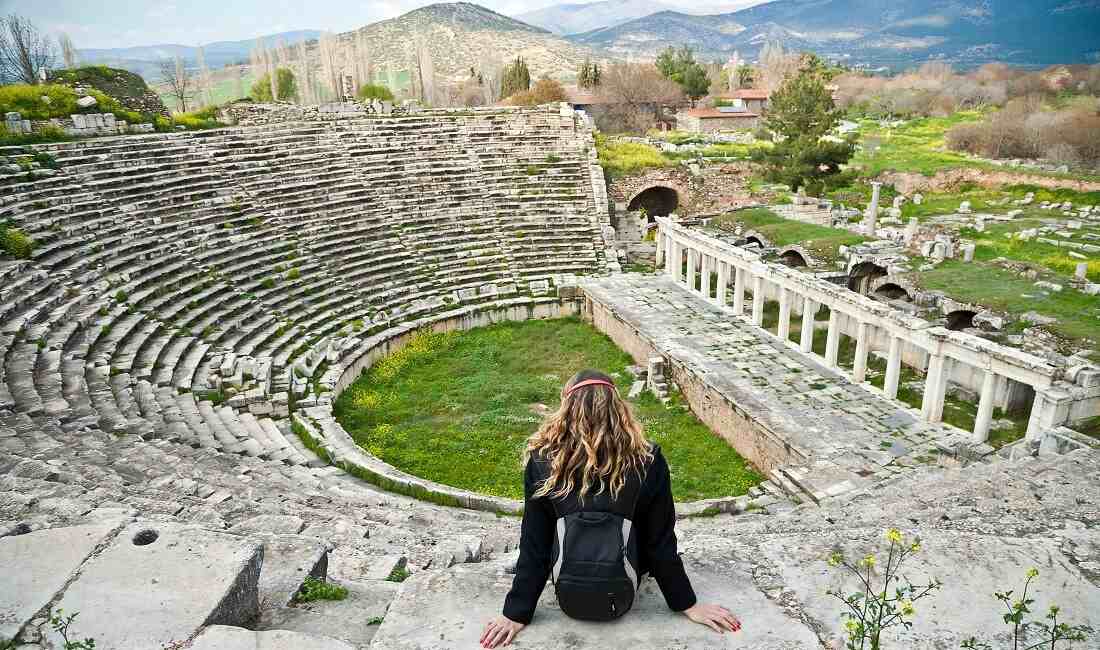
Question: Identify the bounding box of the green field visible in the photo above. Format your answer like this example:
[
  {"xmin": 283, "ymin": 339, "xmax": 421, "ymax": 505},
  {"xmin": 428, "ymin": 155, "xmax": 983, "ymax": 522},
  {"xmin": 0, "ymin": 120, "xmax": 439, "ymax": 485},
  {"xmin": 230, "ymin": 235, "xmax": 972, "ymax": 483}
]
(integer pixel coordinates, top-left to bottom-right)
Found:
[
  {"xmin": 333, "ymin": 318, "xmax": 762, "ymax": 501},
  {"xmin": 710, "ymin": 207, "xmax": 868, "ymax": 262}
]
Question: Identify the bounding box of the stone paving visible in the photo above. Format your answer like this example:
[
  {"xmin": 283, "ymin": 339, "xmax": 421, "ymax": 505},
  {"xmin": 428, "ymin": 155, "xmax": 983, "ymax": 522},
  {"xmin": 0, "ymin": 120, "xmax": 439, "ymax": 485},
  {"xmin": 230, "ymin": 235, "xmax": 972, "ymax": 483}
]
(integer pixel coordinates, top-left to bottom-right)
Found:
[{"xmin": 580, "ymin": 273, "xmax": 965, "ymax": 499}]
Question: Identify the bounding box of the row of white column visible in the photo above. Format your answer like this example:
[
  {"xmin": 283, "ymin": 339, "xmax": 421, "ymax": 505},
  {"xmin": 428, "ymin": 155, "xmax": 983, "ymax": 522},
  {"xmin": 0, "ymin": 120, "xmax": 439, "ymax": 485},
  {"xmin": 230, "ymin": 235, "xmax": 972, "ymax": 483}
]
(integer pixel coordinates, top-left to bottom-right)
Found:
[{"xmin": 659, "ymin": 233, "xmax": 1009, "ymax": 444}]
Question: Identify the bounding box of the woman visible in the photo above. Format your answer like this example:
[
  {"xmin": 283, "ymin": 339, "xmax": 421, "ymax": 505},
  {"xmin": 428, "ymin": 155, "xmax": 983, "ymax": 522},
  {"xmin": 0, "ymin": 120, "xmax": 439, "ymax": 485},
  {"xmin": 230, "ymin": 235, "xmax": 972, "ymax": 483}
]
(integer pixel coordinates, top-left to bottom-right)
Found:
[{"xmin": 480, "ymin": 370, "xmax": 742, "ymax": 648}]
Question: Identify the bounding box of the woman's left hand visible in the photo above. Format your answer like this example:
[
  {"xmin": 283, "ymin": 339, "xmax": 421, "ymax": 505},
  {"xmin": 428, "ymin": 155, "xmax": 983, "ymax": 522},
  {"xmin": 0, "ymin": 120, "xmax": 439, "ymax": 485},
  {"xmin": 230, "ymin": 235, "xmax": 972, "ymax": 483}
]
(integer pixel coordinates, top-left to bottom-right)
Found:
[{"xmin": 480, "ymin": 615, "xmax": 526, "ymax": 648}]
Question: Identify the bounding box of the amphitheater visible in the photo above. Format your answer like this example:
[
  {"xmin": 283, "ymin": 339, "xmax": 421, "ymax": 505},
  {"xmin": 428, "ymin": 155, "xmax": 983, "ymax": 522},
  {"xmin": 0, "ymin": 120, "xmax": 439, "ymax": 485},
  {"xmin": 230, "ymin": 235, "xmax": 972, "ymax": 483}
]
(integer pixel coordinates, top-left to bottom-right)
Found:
[{"xmin": 1, "ymin": 102, "xmax": 1097, "ymax": 650}]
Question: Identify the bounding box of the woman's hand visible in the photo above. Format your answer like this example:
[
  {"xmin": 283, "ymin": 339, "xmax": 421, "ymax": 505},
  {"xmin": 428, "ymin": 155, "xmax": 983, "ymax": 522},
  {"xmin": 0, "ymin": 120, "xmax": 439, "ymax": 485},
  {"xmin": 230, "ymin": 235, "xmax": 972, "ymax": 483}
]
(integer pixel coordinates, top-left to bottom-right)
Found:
[
  {"xmin": 683, "ymin": 603, "xmax": 742, "ymax": 634},
  {"xmin": 480, "ymin": 615, "xmax": 526, "ymax": 648}
]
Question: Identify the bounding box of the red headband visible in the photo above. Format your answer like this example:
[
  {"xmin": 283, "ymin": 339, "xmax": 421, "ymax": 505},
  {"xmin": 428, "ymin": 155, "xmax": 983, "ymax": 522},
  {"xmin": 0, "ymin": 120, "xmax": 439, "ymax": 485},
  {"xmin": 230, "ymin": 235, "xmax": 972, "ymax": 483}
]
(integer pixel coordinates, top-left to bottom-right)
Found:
[{"xmin": 564, "ymin": 379, "xmax": 616, "ymax": 396}]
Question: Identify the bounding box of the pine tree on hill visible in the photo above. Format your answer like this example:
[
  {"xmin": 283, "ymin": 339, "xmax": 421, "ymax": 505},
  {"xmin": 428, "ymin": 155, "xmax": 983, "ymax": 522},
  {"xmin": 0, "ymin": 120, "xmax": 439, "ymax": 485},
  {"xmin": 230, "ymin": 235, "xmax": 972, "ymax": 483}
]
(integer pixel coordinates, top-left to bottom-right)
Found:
[{"xmin": 501, "ymin": 57, "xmax": 531, "ymax": 100}]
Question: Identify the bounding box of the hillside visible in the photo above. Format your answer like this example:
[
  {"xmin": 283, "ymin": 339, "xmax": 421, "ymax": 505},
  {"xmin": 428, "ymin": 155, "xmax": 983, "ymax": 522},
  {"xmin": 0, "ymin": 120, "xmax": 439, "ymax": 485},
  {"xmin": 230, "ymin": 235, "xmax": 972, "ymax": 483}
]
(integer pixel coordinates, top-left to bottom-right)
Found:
[
  {"xmin": 76, "ymin": 30, "xmax": 323, "ymax": 79},
  {"xmin": 49, "ymin": 65, "xmax": 169, "ymax": 116},
  {"xmin": 568, "ymin": 0, "xmax": 1100, "ymax": 67},
  {"xmin": 336, "ymin": 3, "xmax": 595, "ymax": 84}
]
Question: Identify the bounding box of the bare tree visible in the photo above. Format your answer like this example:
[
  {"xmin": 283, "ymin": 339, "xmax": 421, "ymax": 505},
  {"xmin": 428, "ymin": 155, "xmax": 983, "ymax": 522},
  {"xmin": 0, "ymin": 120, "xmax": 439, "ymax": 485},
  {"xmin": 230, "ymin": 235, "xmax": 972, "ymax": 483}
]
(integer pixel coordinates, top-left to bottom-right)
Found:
[
  {"xmin": 318, "ymin": 32, "xmax": 342, "ymax": 101},
  {"xmin": 195, "ymin": 46, "xmax": 211, "ymax": 108},
  {"xmin": 159, "ymin": 56, "xmax": 194, "ymax": 113},
  {"xmin": 0, "ymin": 14, "xmax": 55, "ymax": 84},
  {"xmin": 595, "ymin": 62, "xmax": 684, "ymax": 132},
  {"xmin": 757, "ymin": 41, "xmax": 799, "ymax": 93},
  {"xmin": 412, "ymin": 35, "xmax": 436, "ymax": 106},
  {"xmin": 58, "ymin": 32, "xmax": 77, "ymax": 69}
]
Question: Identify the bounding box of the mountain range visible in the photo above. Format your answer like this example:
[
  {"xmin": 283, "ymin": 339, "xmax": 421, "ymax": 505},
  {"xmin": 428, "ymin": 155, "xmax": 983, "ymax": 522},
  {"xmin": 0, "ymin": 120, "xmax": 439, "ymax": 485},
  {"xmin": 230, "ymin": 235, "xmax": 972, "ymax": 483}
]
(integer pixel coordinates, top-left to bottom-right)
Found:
[
  {"xmin": 566, "ymin": 0, "xmax": 1100, "ymax": 67},
  {"xmin": 76, "ymin": 30, "xmax": 323, "ymax": 79},
  {"xmin": 515, "ymin": 0, "xmax": 761, "ymax": 35}
]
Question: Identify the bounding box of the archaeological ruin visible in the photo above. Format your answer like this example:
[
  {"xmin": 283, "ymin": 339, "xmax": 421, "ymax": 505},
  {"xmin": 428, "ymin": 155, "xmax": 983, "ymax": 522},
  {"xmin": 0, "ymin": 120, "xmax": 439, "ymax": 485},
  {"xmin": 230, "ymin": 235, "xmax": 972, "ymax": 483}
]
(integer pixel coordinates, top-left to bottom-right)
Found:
[{"xmin": 1, "ymin": 101, "xmax": 1098, "ymax": 649}]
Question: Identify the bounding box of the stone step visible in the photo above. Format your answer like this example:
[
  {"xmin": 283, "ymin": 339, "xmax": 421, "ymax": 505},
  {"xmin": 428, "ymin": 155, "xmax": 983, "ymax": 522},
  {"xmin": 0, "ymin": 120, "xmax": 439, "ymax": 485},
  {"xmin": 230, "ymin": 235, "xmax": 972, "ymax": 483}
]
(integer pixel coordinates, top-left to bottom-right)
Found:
[
  {"xmin": 258, "ymin": 579, "xmax": 399, "ymax": 649},
  {"xmin": 191, "ymin": 625, "xmax": 356, "ymax": 650}
]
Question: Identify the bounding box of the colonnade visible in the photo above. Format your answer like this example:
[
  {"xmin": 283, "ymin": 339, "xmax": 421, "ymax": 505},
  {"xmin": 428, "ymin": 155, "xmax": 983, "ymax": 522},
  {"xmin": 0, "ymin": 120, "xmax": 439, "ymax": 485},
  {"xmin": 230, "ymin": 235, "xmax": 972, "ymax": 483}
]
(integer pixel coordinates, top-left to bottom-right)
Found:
[{"xmin": 655, "ymin": 218, "xmax": 1066, "ymax": 443}]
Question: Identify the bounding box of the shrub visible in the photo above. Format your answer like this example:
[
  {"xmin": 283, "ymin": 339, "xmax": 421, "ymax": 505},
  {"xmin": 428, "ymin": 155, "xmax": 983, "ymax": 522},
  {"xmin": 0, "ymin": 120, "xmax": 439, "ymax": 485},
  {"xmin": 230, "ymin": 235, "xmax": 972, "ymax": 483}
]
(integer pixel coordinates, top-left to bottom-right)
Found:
[
  {"xmin": 293, "ymin": 576, "xmax": 348, "ymax": 603},
  {"xmin": 251, "ymin": 68, "xmax": 298, "ymax": 102},
  {"xmin": 260, "ymin": 278, "xmax": 276, "ymax": 290},
  {"xmin": 357, "ymin": 84, "xmax": 395, "ymax": 102},
  {"xmin": 0, "ymin": 223, "xmax": 36, "ymax": 259},
  {"xmin": 286, "ymin": 268, "xmax": 301, "ymax": 280},
  {"xmin": 386, "ymin": 565, "xmax": 412, "ymax": 583},
  {"xmin": 506, "ymin": 78, "xmax": 566, "ymax": 106}
]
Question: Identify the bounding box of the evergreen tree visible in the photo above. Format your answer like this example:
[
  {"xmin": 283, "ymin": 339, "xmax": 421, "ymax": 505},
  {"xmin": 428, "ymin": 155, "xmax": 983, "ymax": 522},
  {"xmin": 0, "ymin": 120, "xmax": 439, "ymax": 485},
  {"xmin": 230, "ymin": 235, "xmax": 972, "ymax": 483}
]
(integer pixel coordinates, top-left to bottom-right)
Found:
[
  {"xmin": 500, "ymin": 57, "xmax": 531, "ymax": 99},
  {"xmin": 751, "ymin": 69, "xmax": 854, "ymax": 195},
  {"xmin": 251, "ymin": 67, "xmax": 297, "ymax": 102},
  {"xmin": 655, "ymin": 45, "xmax": 709, "ymax": 105},
  {"xmin": 578, "ymin": 57, "xmax": 601, "ymax": 90}
]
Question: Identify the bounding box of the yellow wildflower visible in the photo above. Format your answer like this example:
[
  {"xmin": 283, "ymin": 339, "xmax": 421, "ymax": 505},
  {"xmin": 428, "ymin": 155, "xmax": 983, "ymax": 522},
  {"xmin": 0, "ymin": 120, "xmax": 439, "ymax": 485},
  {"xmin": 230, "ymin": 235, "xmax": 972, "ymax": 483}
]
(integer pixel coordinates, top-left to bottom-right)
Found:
[
  {"xmin": 900, "ymin": 600, "xmax": 915, "ymax": 616},
  {"xmin": 886, "ymin": 529, "xmax": 903, "ymax": 544},
  {"xmin": 860, "ymin": 554, "xmax": 876, "ymax": 568},
  {"xmin": 1027, "ymin": 567, "xmax": 1040, "ymax": 579}
]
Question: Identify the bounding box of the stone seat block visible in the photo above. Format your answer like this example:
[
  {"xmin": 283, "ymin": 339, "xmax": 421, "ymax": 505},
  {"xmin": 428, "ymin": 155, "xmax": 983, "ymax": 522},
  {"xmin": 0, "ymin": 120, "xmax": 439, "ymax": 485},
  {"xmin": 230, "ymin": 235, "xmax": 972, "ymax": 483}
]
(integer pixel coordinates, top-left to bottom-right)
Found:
[
  {"xmin": 190, "ymin": 625, "xmax": 356, "ymax": 650},
  {"xmin": 45, "ymin": 521, "xmax": 263, "ymax": 650}
]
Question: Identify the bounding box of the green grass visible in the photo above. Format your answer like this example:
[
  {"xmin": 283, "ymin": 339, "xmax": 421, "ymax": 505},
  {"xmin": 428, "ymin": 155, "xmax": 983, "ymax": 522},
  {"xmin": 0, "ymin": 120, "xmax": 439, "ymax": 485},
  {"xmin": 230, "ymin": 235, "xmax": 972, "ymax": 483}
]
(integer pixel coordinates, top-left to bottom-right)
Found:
[
  {"xmin": 850, "ymin": 112, "xmax": 1100, "ymax": 182},
  {"xmin": 710, "ymin": 207, "xmax": 867, "ymax": 262},
  {"xmin": 294, "ymin": 577, "xmax": 348, "ymax": 603},
  {"xmin": 596, "ymin": 135, "xmax": 670, "ymax": 179},
  {"xmin": 907, "ymin": 259, "xmax": 1100, "ymax": 352},
  {"xmin": 333, "ymin": 318, "xmax": 762, "ymax": 502},
  {"xmin": 386, "ymin": 566, "xmax": 412, "ymax": 583}
]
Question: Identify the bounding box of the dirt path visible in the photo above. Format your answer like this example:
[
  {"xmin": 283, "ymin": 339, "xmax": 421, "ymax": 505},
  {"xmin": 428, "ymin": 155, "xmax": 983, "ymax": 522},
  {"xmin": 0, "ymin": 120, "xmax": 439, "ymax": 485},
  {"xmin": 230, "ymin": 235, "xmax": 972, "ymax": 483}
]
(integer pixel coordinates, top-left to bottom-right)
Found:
[{"xmin": 879, "ymin": 168, "xmax": 1100, "ymax": 195}]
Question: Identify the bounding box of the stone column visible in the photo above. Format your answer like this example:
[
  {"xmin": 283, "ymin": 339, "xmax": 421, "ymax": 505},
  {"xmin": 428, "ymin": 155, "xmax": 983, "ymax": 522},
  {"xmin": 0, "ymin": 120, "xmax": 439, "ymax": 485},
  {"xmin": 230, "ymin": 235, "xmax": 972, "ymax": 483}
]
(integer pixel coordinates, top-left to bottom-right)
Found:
[
  {"xmin": 825, "ymin": 310, "xmax": 840, "ymax": 367},
  {"xmin": 852, "ymin": 321, "xmax": 869, "ymax": 383},
  {"xmin": 751, "ymin": 276, "xmax": 764, "ymax": 327},
  {"xmin": 655, "ymin": 231, "xmax": 665, "ymax": 268},
  {"xmin": 800, "ymin": 297, "xmax": 815, "ymax": 353},
  {"xmin": 777, "ymin": 287, "xmax": 792, "ymax": 342},
  {"xmin": 883, "ymin": 335, "xmax": 902, "ymax": 399},
  {"xmin": 920, "ymin": 353, "xmax": 947, "ymax": 423},
  {"xmin": 865, "ymin": 181, "xmax": 882, "ymax": 236},
  {"xmin": 700, "ymin": 254, "xmax": 712, "ymax": 299},
  {"xmin": 733, "ymin": 267, "xmax": 746, "ymax": 315},
  {"xmin": 972, "ymin": 370, "xmax": 998, "ymax": 443},
  {"xmin": 1025, "ymin": 392, "xmax": 1046, "ymax": 440},
  {"xmin": 667, "ymin": 240, "xmax": 680, "ymax": 279},
  {"xmin": 716, "ymin": 261, "xmax": 729, "ymax": 307},
  {"xmin": 686, "ymin": 248, "xmax": 697, "ymax": 291}
]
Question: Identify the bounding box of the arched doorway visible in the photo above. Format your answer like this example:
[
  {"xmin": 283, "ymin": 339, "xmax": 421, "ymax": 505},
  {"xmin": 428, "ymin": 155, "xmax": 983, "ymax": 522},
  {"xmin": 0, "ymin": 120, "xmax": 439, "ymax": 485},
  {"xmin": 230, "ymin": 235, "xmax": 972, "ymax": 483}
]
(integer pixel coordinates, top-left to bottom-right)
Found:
[
  {"xmin": 945, "ymin": 310, "xmax": 977, "ymax": 331},
  {"xmin": 847, "ymin": 262, "xmax": 888, "ymax": 295},
  {"xmin": 873, "ymin": 282, "xmax": 911, "ymax": 302},
  {"xmin": 627, "ymin": 186, "xmax": 679, "ymax": 220},
  {"xmin": 744, "ymin": 236, "xmax": 765, "ymax": 248},
  {"xmin": 779, "ymin": 249, "xmax": 808, "ymax": 268}
]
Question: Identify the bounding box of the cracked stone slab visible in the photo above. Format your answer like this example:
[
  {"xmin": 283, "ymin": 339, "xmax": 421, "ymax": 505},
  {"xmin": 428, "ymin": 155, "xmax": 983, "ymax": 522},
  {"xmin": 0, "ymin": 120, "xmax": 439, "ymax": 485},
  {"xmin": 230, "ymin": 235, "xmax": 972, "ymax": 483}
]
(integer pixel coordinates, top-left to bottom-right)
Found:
[
  {"xmin": 44, "ymin": 521, "xmax": 263, "ymax": 650},
  {"xmin": 755, "ymin": 529, "xmax": 1100, "ymax": 649},
  {"xmin": 191, "ymin": 625, "xmax": 356, "ymax": 650},
  {"xmin": 369, "ymin": 546, "xmax": 820, "ymax": 649},
  {"xmin": 0, "ymin": 520, "xmax": 124, "ymax": 640}
]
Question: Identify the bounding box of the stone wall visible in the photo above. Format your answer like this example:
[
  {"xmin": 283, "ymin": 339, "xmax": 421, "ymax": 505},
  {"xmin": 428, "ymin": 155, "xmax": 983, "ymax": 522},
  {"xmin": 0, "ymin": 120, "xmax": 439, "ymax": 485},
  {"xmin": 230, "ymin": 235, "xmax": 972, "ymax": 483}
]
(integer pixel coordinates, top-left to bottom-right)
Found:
[
  {"xmin": 3, "ymin": 110, "xmax": 155, "ymax": 137},
  {"xmin": 582, "ymin": 290, "xmax": 804, "ymax": 474},
  {"xmin": 607, "ymin": 163, "xmax": 753, "ymax": 218}
]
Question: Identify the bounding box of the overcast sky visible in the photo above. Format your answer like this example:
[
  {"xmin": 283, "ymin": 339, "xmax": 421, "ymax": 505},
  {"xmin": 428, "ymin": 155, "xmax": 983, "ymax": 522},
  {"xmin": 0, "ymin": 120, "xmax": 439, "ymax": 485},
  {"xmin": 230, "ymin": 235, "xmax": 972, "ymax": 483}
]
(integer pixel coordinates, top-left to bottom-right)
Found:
[{"xmin": 5, "ymin": 0, "xmax": 756, "ymax": 49}]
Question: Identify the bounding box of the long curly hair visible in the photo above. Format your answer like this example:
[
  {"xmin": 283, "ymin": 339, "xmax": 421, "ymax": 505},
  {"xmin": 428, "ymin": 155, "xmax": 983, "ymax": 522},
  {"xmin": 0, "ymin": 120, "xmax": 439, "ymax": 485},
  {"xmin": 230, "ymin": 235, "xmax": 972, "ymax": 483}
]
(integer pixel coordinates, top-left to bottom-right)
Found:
[{"xmin": 525, "ymin": 369, "xmax": 653, "ymax": 502}]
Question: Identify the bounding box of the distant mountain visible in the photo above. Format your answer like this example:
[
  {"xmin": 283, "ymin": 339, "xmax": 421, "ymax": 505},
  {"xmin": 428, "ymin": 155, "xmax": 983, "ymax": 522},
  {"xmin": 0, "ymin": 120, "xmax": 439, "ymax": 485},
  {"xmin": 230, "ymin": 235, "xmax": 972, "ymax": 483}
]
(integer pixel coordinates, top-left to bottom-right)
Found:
[
  {"xmin": 337, "ymin": 3, "xmax": 594, "ymax": 82},
  {"xmin": 517, "ymin": 0, "xmax": 675, "ymax": 35},
  {"xmin": 517, "ymin": 0, "xmax": 763, "ymax": 35},
  {"xmin": 76, "ymin": 30, "xmax": 323, "ymax": 79},
  {"xmin": 568, "ymin": 0, "xmax": 1100, "ymax": 67}
]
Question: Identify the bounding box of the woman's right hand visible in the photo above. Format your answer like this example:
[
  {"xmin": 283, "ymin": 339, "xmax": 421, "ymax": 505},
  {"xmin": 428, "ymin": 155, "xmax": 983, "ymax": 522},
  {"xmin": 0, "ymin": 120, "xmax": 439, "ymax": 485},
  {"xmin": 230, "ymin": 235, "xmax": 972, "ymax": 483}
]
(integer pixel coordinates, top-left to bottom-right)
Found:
[{"xmin": 683, "ymin": 603, "xmax": 742, "ymax": 634}]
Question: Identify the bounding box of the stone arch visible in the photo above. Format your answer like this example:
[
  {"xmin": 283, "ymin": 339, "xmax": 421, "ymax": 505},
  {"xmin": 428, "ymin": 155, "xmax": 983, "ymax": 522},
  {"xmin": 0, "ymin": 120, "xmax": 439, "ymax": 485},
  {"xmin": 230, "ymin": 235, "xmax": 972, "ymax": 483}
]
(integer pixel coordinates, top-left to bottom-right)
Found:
[
  {"xmin": 741, "ymin": 230, "xmax": 771, "ymax": 249},
  {"xmin": 945, "ymin": 309, "xmax": 978, "ymax": 331},
  {"xmin": 776, "ymin": 245, "xmax": 814, "ymax": 268},
  {"xmin": 870, "ymin": 279, "xmax": 913, "ymax": 302},
  {"xmin": 627, "ymin": 184, "xmax": 681, "ymax": 220},
  {"xmin": 847, "ymin": 261, "xmax": 888, "ymax": 294}
]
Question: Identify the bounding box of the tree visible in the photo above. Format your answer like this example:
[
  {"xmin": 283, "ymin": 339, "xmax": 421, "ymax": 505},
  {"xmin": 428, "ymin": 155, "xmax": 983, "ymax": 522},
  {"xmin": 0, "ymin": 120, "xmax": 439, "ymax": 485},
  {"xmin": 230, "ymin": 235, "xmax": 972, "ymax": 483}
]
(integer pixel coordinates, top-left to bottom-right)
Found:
[
  {"xmin": 0, "ymin": 14, "xmax": 54, "ymax": 84},
  {"xmin": 158, "ymin": 56, "xmax": 194, "ymax": 113},
  {"xmin": 751, "ymin": 68, "xmax": 854, "ymax": 194},
  {"xmin": 357, "ymin": 83, "xmax": 394, "ymax": 102},
  {"xmin": 594, "ymin": 63, "xmax": 684, "ymax": 132},
  {"xmin": 500, "ymin": 57, "xmax": 531, "ymax": 99},
  {"xmin": 655, "ymin": 45, "xmax": 710, "ymax": 105},
  {"xmin": 758, "ymin": 41, "xmax": 800, "ymax": 93},
  {"xmin": 737, "ymin": 64, "xmax": 754, "ymax": 89},
  {"xmin": 58, "ymin": 33, "xmax": 77, "ymax": 69},
  {"xmin": 578, "ymin": 57, "xmax": 601, "ymax": 90},
  {"xmin": 251, "ymin": 67, "xmax": 298, "ymax": 102},
  {"xmin": 506, "ymin": 77, "xmax": 566, "ymax": 106}
]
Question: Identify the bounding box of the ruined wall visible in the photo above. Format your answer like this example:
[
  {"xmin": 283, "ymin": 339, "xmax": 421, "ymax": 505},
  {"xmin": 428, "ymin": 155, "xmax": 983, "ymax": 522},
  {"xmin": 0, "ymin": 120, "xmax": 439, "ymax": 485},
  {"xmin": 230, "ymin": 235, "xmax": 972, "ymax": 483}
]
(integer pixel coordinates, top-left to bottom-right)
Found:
[
  {"xmin": 582, "ymin": 292, "xmax": 804, "ymax": 474},
  {"xmin": 607, "ymin": 163, "xmax": 753, "ymax": 217}
]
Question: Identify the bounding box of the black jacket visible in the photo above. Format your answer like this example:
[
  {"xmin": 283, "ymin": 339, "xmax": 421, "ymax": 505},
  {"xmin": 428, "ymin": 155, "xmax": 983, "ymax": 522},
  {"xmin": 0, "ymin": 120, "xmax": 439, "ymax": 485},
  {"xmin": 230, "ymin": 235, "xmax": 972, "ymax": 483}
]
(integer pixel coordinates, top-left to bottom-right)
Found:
[{"xmin": 502, "ymin": 444, "xmax": 697, "ymax": 624}]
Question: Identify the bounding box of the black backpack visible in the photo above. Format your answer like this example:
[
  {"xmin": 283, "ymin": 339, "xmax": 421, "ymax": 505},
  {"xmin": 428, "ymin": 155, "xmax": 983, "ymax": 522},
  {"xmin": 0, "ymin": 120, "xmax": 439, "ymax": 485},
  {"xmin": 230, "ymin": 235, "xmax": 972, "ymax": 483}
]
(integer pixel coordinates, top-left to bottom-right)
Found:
[{"xmin": 540, "ymin": 464, "xmax": 645, "ymax": 622}]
